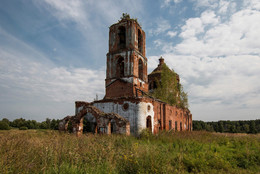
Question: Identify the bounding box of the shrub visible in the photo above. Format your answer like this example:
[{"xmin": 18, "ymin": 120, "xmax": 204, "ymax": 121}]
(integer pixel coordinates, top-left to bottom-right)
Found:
[
  {"xmin": 0, "ymin": 121, "xmax": 10, "ymax": 130},
  {"xmin": 19, "ymin": 126, "xmax": 28, "ymax": 130},
  {"xmin": 139, "ymin": 128, "xmax": 153, "ymax": 139}
]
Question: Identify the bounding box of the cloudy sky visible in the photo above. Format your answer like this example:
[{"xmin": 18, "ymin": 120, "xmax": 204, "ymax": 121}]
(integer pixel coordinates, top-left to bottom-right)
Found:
[{"xmin": 0, "ymin": 0, "xmax": 259, "ymax": 121}]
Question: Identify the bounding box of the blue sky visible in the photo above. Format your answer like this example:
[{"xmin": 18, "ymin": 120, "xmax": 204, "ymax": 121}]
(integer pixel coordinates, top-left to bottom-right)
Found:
[{"xmin": 0, "ymin": 0, "xmax": 260, "ymax": 121}]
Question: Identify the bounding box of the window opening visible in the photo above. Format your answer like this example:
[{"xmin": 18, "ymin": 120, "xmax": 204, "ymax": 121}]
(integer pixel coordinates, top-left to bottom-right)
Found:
[
  {"xmin": 153, "ymin": 81, "xmax": 157, "ymax": 89},
  {"xmin": 116, "ymin": 56, "xmax": 124, "ymax": 78},
  {"xmin": 138, "ymin": 29, "xmax": 142, "ymax": 53},
  {"xmin": 138, "ymin": 59, "xmax": 143, "ymax": 80},
  {"xmin": 118, "ymin": 26, "xmax": 126, "ymax": 48},
  {"xmin": 146, "ymin": 116, "xmax": 152, "ymax": 131}
]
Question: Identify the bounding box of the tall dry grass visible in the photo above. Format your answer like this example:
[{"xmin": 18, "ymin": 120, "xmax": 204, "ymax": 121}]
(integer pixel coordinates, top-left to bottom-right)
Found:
[{"xmin": 0, "ymin": 129, "xmax": 259, "ymax": 174}]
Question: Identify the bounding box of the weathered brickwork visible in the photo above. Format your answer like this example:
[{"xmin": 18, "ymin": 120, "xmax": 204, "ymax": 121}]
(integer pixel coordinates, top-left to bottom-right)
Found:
[{"xmin": 59, "ymin": 15, "xmax": 192, "ymax": 136}]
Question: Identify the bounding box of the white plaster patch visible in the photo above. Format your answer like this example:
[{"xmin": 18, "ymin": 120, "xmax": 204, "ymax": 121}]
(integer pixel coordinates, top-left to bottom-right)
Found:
[
  {"xmin": 137, "ymin": 102, "xmax": 154, "ymax": 133},
  {"xmin": 122, "ymin": 77, "xmax": 133, "ymax": 83},
  {"xmin": 93, "ymin": 101, "xmax": 147, "ymax": 134}
]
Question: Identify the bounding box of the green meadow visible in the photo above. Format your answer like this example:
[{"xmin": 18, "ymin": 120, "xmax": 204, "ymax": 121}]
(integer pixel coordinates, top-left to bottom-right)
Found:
[{"xmin": 0, "ymin": 130, "xmax": 259, "ymax": 174}]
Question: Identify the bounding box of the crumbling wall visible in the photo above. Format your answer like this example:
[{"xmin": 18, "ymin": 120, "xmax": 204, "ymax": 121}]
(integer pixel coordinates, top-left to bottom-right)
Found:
[{"xmin": 59, "ymin": 103, "xmax": 130, "ymax": 136}]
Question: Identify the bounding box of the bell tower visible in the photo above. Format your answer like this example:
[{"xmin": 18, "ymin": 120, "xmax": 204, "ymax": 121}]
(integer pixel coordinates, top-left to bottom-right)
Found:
[{"xmin": 105, "ymin": 14, "xmax": 148, "ymax": 99}]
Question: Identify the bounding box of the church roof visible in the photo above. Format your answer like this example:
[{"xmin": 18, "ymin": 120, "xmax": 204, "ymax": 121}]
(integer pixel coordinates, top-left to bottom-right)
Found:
[
  {"xmin": 148, "ymin": 57, "xmax": 180, "ymax": 81},
  {"xmin": 150, "ymin": 57, "xmax": 166, "ymax": 74}
]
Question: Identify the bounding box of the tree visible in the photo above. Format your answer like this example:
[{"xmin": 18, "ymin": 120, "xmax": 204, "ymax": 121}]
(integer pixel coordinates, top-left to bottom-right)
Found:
[
  {"xmin": 0, "ymin": 121, "xmax": 10, "ymax": 130},
  {"xmin": 11, "ymin": 118, "xmax": 26, "ymax": 128},
  {"xmin": 50, "ymin": 119, "xmax": 59, "ymax": 130},
  {"xmin": 179, "ymin": 85, "xmax": 189, "ymax": 109},
  {"xmin": 249, "ymin": 121, "xmax": 257, "ymax": 134},
  {"xmin": 243, "ymin": 124, "xmax": 250, "ymax": 133},
  {"xmin": 1, "ymin": 118, "xmax": 10, "ymax": 126},
  {"xmin": 45, "ymin": 118, "xmax": 51, "ymax": 129},
  {"xmin": 40, "ymin": 121, "xmax": 47, "ymax": 129}
]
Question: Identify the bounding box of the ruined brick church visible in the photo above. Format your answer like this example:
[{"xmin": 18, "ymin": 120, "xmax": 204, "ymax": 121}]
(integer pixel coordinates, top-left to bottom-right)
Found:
[{"xmin": 59, "ymin": 16, "xmax": 192, "ymax": 136}]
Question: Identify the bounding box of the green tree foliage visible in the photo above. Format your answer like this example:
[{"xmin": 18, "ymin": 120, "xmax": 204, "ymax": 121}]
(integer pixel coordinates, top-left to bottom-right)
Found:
[
  {"xmin": 249, "ymin": 121, "xmax": 257, "ymax": 134},
  {"xmin": 150, "ymin": 64, "xmax": 189, "ymax": 109},
  {"xmin": 10, "ymin": 118, "xmax": 27, "ymax": 128},
  {"xmin": 5, "ymin": 118, "xmax": 59, "ymax": 130},
  {"xmin": 218, "ymin": 121, "xmax": 224, "ymax": 133},
  {"xmin": 1, "ymin": 118, "xmax": 10, "ymax": 126},
  {"xmin": 45, "ymin": 118, "xmax": 51, "ymax": 129},
  {"xmin": 193, "ymin": 120, "xmax": 260, "ymax": 134},
  {"xmin": 19, "ymin": 126, "xmax": 28, "ymax": 130},
  {"xmin": 50, "ymin": 119, "xmax": 60, "ymax": 130},
  {"xmin": 0, "ymin": 121, "xmax": 10, "ymax": 130}
]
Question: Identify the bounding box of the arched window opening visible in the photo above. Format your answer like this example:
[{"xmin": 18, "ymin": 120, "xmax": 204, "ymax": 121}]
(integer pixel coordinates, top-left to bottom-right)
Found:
[
  {"xmin": 153, "ymin": 81, "xmax": 157, "ymax": 89},
  {"xmin": 169, "ymin": 120, "xmax": 172, "ymax": 130},
  {"xmin": 180, "ymin": 122, "xmax": 182, "ymax": 131},
  {"xmin": 118, "ymin": 26, "xmax": 126, "ymax": 48},
  {"xmin": 116, "ymin": 57, "xmax": 124, "ymax": 78},
  {"xmin": 83, "ymin": 115, "xmax": 97, "ymax": 134},
  {"xmin": 149, "ymin": 83, "xmax": 152, "ymax": 90},
  {"xmin": 138, "ymin": 29, "xmax": 142, "ymax": 53},
  {"xmin": 138, "ymin": 59, "xmax": 143, "ymax": 80},
  {"xmin": 146, "ymin": 116, "xmax": 152, "ymax": 131},
  {"xmin": 158, "ymin": 119, "xmax": 161, "ymax": 130}
]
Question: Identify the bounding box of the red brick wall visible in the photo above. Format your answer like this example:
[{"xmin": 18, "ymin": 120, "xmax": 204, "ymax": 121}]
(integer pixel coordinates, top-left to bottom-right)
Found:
[
  {"xmin": 105, "ymin": 80, "xmax": 134, "ymax": 99},
  {"xmin": 146, "ymin": 99, "xmax": 192, "ymax": 134}
]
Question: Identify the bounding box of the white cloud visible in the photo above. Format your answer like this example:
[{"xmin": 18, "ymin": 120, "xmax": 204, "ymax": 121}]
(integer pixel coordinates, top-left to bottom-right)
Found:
[
  {"xmin": 148, "ymin": 54, "xmax": 260, "ymax": 121},
  {"xmin": 179, "ymin": 17, "xmax": 204, "ymax": 38},
  {"xmin": 243, "ymin": 0, "xmax": 260, "ymax": 10},
  {"xmin": 0, "ymin": 50, "xmax": 105, "ymax": 103},
  {"xmin": 149, "ymin": 18, "xmax": 171, "ymax": 35},
  {"xmin": 200, "ymin": 11, "xmax": 219, "ymax": 25},
  {"xmin": 0, "ymin": 28, "xmax": 105, "ymax": 120},
  {"xmin": 42, "ymin": 0, "xmax": 86, "ymax": 23},
  {"xmin": 167, "ymin": 31, "xmax": 177, "ymax": 38},
  {"xmin": 161, "ymin": 0, "xmax": 182, "ymax": 8},
  {"xmin": 192, "ymin": 0, "xmax": 219, "ymax": 9},
  {"xmin": 176, "ymin": 3, "xmax": 260, "ymax": 57},
  {"xmin": 150, "ymin": 0, "xmax": 260, "ymax": 120},
  {"xmin": 218, "ymin": 0, "xmax": 231, "ymax": 14}
]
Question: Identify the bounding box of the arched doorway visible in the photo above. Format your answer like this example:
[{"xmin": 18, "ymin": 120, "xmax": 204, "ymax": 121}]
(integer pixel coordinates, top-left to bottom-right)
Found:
[{"xmin": 146, "ymin": 116, "xmax": 152, "ymax": 131}]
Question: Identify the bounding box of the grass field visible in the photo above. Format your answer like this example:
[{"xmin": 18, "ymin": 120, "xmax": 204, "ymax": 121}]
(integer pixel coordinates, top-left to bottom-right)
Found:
[{"xmin": 0, "ymin": 130, "xmax": 259, "ymax": 174}]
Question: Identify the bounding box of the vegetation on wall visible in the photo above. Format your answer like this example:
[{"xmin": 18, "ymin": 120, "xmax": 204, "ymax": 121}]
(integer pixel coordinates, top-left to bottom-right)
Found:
[
  {"xmin": 193, "ymin": 119, "xmax": 260, "ymax": 134},
  {"xmin": 119, "ymin": 13, "xmax": 138, "ymax": 23},
  {"xmin": 150, "ymin": 64, "xmax": 189, "ymax": 109}
]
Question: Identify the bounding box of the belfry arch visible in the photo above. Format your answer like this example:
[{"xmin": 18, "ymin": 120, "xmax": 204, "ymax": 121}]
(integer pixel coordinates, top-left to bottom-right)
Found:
[
  {"xmin": 118, "ymin": 26, "xmax": 126, "ymax": 48},
  {"xmin": 116, "ymin": 56, "xmax": 124, "ymax": 78},
  {"xmin": 138, "ymin": 29, "xmax": 142, "ymax": 53},
  {"xmin": 138, "ymin": 59, "xmax": 144, "ymax": 81}
]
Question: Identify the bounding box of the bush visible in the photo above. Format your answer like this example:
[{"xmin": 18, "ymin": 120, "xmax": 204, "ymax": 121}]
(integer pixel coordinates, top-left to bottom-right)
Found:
[
  {"xmin": 0, "ymin": 121, "xmax": 10, "ymax": 130},
  {"xmin": 19, "ymin": 126, "xmax": 28, "ymax": 130},
  {"xmin": 139, "ymin": 128, "xmax": 153, "ymax": 139}
]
